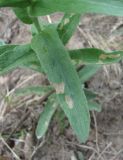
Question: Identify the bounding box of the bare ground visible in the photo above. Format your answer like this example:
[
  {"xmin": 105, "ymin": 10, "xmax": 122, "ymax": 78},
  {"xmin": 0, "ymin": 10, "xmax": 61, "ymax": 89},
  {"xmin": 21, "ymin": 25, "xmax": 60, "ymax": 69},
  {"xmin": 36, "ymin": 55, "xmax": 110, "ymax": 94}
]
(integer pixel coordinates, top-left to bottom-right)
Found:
[{"xmin": 0, "ymin": 8, "xmax": 123, "ymax": 160}]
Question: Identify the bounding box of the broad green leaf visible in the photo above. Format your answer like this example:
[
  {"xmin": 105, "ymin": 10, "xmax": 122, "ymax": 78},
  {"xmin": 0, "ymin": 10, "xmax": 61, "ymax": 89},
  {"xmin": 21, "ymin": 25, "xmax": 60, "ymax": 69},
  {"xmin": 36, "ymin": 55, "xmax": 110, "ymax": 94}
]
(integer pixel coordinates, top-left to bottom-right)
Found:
[
  {"xmin": 15, "ymin": 86, "xmax": 53, "ymax": 96},
  {"xmin": 13, "ymin": 8, "xmax": 33, "ymax": 24},
  {"xmin": 84, "ymin": 89, "xmax": 101, "ymax": 112},
  {"xmin": 0, "ymin": 45, "xmax": 17, "ymax": 56},
  {"xmin": 36, "ymin": 97, "xmax": 57, "ymax": 139},
  {"xmin": 31, "ymin": 26, "xmax": 90, "ymax": 142},
  {"xmin": 29, "ymin": 0, "xmax": 123, "ymax": 17},
  {"xmin": 78, "ymin": 65, "xmax": 101, "ymax": 83},
  {"xmin": 0, "ymin": 0, "xmax": 30, "ymax": 7},
  {"xmin": 0, "ymin": 44, "xmax": 42, "ymax": 75},
  {"xmin": 57, "ymin": 13, "xmax": 81, "ymax": 45},
  {"xmin": 69, "ymin": 48, "xmax": 123, "ymax": 64}
]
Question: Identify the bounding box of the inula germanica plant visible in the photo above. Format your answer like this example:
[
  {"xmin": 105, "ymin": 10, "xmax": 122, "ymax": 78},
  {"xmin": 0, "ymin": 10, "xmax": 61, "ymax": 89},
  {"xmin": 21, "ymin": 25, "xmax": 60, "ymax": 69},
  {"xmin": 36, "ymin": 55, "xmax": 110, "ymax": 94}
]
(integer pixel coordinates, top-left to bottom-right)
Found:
[{"xmin": 1, "ymin": 0, "xmax": 123, "ymax": 143}]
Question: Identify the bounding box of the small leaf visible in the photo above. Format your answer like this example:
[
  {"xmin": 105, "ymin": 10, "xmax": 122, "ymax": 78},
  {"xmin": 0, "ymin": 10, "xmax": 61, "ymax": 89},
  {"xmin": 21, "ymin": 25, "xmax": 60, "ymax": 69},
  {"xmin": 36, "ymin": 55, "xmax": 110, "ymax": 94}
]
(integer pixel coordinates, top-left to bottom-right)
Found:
[
  {"xmin": 88, "ymin": 101, "xmax": 101, "ymax": 112},
  {"xmin": 36, "ymin": 97, "xmax": 57, "ymax": 139},
  {"xmin": 0, "ymin": 44, "xmax": 42, "ymax": 75},
  {"xmin": 57, "ymin": 13, "xmax": 81, "ymax": 44},
  {"xmin": 84, "ymin": 88, "xmax": 97, "ymax": 100},
  {"xmin": 0, "ymin": 0, "xmax": 30, "ymax": 7},
  {"xmin": 84, "ymin": 89, "xmax": 101, "ymax": 112},
  {"xmin": 69, "ymin": 48, "xmax": 123, "ymax": 64},
  {"xmin": 78, "ymin": 65, "xmax": 101, "ymax": 83},
  {"xmin": 15, "ymin": 86, "xmax": 53, "ymax": 96},
  {"xmin": 31, "ymin": 26, "xmax": 90, "ymax": 142},
  {"xmin": 29, "ymin": 0, "xmax": 123, "ymax": 17},
  {"xmin": 13, "ymin": 8, "xmax": 33, "ymax": 24}
]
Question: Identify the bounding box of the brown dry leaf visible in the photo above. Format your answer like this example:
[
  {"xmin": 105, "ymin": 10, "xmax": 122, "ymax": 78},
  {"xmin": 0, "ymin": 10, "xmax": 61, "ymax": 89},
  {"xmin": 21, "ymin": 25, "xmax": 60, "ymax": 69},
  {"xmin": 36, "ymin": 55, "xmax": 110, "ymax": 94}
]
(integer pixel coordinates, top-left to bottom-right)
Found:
[{"xmin": 99, "ymin": 54, "xmax": 120, "ymax": 60}]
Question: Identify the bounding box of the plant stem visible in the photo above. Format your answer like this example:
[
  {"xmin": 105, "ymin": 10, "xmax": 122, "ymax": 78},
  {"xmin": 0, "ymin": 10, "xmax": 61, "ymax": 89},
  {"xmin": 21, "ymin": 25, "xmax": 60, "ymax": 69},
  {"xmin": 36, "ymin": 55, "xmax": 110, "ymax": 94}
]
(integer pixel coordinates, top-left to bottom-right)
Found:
[{"xmin": 33, "ymin": 17, "xmax": 42, "ymax": 33}]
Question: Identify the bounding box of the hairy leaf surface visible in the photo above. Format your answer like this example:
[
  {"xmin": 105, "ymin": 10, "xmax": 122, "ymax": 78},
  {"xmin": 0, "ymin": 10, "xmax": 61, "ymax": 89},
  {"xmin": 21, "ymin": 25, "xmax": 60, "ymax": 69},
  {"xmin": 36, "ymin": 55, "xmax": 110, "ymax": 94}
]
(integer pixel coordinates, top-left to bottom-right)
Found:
[{"xmin": 31, "ymin": 26, "xmax": 90, "ymax": 142}]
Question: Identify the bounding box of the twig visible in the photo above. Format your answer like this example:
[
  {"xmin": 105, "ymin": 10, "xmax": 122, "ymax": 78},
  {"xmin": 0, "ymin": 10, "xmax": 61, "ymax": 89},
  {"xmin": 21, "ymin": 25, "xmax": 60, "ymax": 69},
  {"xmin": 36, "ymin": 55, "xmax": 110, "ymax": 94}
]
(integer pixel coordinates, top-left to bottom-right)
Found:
[
  {"xmin": 31, "ymin": 138, "xmax": 46, "ymax": 159},
  {"xmin": 1, "ymin": 137, "xmax": 21, "ymax": 160},
  {"xmin": 66, "ymin": 141, "xmax": 105, "ymax": 160},
  {"xmin": 110, "ymin": 149, "xmax": 123, "ymax": 160},
  {"xmin": 47, "ymin": 15, "xmax": 52, "ymax": 24},
  {"xmin": 89, "ymin": 152, "xmax": 95, "ymax": 160},
  {"xmin": 103, "ymin": 130, "xmax": 123, "ymax": 136},
  {"xmin": 0, "ymin": 74, "xmax": 38, "ymax": 118},
  {"xmin": 6, "ymin": 109, "xmax": 31, "ymax": 142},
  {"xmin": 92, "ymin": 111, "xmax": 100, "ymax": 152},
  {"xmin": 77, "ymin": 26, "xmax": 93, "ymax": 47},
  {"xmin": 97, "ymin": 142, "xmax": 112, "ymax": 160},
  {"xmin": 7, "ymin": 73, "xmax": 38, "ymax": 96},
  {"xmin": 66, "ymin": 140, "xmax": 98, "ymax": 155},
  {"xmin": 6, "ymin": 89, "xmax": 55, "ymax": 142}
]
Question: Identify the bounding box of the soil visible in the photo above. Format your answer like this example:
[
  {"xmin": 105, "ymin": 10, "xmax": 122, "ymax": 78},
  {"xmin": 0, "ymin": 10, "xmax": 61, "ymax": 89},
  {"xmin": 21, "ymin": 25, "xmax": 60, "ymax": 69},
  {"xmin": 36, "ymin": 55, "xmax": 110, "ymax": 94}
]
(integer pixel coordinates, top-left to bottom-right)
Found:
[{"xmin": 0, "ymin": 8, "xmax": 123, "ymax": 160}]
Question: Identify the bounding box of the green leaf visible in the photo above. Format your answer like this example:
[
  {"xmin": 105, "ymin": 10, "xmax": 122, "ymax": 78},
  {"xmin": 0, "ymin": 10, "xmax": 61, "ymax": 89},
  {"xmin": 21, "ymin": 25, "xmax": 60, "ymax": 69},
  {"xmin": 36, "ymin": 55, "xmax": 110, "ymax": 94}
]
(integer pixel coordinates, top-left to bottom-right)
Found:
[
  {"xmin": 0, "ymin": 45, "xmax": 17, "ymax": 56},
  {"xmin": 0, "ymin": 44, "xmax": 42, "ymax": 75},
  {"xmin": 0, "ymin": 0, "xmax": 30, "ymax": 7},
  {"xmin": 78, "ymin": 65, "xmax": 101, "ymax": 83},
  {"xmin": 22, "ymin": 59, "xmax": 42, "ymax": 73},
  {"xmin": 15, "ymin": 86, "xmax": 53, "ymax": 96},
  {"xmin": 36, "ymin": 97, "xmax": 57, "ymax": 139},
  {"xmin": 15, "ymin": 85, "xmax": 101, "ymax": 112},
  {"xmin": 31, "ymin": 23, "xmax": 58, "ymax": 37},
  {"xmin": 84, "ymin": 89, "xmax": 101, "ymax": 112},
  {"xmin": 69, "ymin": 48, "xmax": 123, "ymax": 64},
  {"xmin": 29, "ymin": 0, "xmax": 123, "ymax": 17},
  {"xmin": 0, "ymin": 39, "xmax": 5, "ymax": 46},
  {"xmin": 57, "ymin": 13, "xmax": 81, "ymax": 45},
  {"xmin": 31, "ymin": 26, "xmax": 90, "ymax": 142},
  {"xmin": 84, "ymin": 89, "xmax": 97, "ymax": 100},
  {"xmin": 13, "ymin": 8, "xmax": 33, "ymax": 24},
  {"xmin": 88, "ymin": 101, "xmax": 101, "ymax": 112}
]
